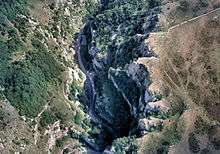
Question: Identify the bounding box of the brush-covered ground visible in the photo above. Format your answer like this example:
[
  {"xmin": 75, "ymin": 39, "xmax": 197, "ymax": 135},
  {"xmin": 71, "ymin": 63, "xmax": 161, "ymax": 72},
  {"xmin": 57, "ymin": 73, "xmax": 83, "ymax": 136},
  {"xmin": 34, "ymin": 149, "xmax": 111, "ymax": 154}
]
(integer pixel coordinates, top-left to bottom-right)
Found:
[{"xmin": 0, "ymin": 0, "xmax": 99, "ymax": 153}]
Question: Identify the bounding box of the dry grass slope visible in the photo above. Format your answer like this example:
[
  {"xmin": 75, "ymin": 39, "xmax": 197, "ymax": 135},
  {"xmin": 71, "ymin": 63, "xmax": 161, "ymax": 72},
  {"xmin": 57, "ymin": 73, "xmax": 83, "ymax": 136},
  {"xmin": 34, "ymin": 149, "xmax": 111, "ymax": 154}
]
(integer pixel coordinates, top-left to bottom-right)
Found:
[{"xmin": 138, "ymin": 6, "xmax": 220, "ymax": 154}]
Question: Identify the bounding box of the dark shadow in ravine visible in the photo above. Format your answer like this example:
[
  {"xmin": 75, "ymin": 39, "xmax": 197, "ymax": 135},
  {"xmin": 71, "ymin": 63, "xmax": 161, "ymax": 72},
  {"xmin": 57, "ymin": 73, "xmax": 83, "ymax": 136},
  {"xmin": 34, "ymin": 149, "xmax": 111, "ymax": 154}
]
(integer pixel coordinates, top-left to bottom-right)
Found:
[{"xmin": 74, "ymin": 0, "xmax": 161, "ymax": 152}]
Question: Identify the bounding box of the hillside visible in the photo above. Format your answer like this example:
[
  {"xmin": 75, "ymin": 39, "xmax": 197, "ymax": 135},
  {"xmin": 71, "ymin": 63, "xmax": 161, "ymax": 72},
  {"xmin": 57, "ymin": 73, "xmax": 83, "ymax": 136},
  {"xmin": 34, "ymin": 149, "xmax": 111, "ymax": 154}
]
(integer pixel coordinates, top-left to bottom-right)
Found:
[
  {"xmin": 138, "ymin": 7, "xmax": 220, "ymax": 154},
  {"xmin": 0, "ymin": 0, "xmax": 97, "ymax": 153}
]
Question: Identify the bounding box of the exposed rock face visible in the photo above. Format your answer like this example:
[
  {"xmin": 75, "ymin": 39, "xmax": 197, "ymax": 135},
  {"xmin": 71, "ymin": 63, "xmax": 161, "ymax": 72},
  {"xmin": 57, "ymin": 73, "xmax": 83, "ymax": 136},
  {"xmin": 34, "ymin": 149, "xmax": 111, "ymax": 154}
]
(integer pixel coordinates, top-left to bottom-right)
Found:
[
  {"xmin": 75, "ymin": 0, "xmax": 163, "ymax": 151},
  {"xmin": 127, "ymin": 63, "xmax": 149, "ymax": 88},
  {"xmin": 108, "ymin": 67, "xmax": 141, "ymax": 117},
  {"xmin": 147, "ymin": 99, "xmax": 170, "ymax": 115},
  {"xmin": 75, "ymin": 0, "xmax": 219, "ymax": 153},
  {"xmin": 138, "ymin": 118, "xmax": 163, "ymax": 135},
  {"xmin": 108, "ymin": 63, "xmax": 150, "ymax": 118}
]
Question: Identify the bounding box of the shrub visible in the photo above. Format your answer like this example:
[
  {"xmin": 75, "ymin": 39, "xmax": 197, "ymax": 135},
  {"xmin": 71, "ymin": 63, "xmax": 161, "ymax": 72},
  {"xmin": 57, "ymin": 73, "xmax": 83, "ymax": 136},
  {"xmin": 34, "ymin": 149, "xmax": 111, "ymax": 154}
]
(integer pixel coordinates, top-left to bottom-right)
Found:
[
  {"xmin": 3, "ymin": 61, "xmax": 49, "ymax": 117},
  {"xmin": 56, "ymin": 136, "xmax": 69, "ymax": 148},
  {"xmin": 112, "ymin": 137, "xmax": 138, "ymax": 154},
  {"xmin": 198, "ymin": 0, "xmax": 209, "ymax": 7},
  {"xmin": 178, "ymin": 1, "xmax": 190, "ymax": 12},
  {"xmin": 68, "ymin": 79, "xmax": 82, "ymax": 101},
  {"xmin": 39, "ymin": 111, "xmax": 57, "ymax": 127},
  {"xmin": 74, "ymin": 110, "xmax": 83, "ymax": 125},
  {"xmin": 0, "ymin": 0, "xmax": 28, "ymax": 21},
  {"xmin": 188, "ymin": 132, "xmax": 200, "ymax": 153},
  {"xmin": 194, "ymin": 116, "xmax": 210, "ymax": 135},
  {"xmin": 162, "ymin": 122, "xmax": 182, "ymax": 145}
]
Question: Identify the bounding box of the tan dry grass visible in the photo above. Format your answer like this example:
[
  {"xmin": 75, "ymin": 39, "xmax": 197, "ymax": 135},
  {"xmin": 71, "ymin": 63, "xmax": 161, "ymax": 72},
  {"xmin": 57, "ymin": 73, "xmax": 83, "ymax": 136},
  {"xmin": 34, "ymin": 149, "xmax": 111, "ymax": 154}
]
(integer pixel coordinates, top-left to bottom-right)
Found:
[{"xmin": 138, "ymin": 7, "xmax": 220, "ymax": 154}]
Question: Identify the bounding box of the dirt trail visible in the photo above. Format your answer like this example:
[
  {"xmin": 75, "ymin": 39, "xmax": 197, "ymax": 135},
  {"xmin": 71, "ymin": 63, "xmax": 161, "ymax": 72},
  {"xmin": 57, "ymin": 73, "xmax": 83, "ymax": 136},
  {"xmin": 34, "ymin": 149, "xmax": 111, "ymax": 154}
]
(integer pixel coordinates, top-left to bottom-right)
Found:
[
  {"xmin": 33, "ymin": 103, "xmax": 49, "ymax": 145},
  {"xmin": 168, "ymin": 7, "xmax": 220, "ymax": 32}
]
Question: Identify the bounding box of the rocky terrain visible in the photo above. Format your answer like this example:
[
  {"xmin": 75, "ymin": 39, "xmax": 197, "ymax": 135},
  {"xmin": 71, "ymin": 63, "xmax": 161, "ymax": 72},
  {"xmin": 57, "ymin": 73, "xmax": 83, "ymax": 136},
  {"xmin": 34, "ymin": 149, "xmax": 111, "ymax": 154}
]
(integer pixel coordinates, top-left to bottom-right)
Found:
[{"xmin": 0, "ymin": 0, "xmax": 220, "ymax": 153}]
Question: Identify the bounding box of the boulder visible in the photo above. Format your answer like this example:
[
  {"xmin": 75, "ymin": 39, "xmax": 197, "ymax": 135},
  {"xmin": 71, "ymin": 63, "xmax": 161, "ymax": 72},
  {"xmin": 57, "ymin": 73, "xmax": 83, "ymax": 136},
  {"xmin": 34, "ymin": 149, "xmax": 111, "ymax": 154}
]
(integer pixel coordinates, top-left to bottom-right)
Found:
[
  {"xmin": 126, "ymin": 63, "xmax": 149, "ymax": 88},
  {"xmin": 138, "ymin": 118, "xmax": 163, "ymax": 135},
  {"xmin": 147, "ymin": 99, "xmax": 170, "ymax": 114}
]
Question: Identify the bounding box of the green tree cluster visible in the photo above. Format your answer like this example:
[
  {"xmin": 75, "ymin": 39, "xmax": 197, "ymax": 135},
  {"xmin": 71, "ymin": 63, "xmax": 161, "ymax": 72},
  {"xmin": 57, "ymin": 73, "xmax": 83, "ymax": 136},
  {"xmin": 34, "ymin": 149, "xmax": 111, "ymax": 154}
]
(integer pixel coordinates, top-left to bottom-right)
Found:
[
  {"xmin": 112, "ymin": 137, "xmax": 138, "ymax": 154},
  {"xmin": 39, "ymin": 110, "xmax": 57, "ymax": 128},
  {"xmin": 0, "ymin": 0, "xmax": 64, "ymax": 118}
]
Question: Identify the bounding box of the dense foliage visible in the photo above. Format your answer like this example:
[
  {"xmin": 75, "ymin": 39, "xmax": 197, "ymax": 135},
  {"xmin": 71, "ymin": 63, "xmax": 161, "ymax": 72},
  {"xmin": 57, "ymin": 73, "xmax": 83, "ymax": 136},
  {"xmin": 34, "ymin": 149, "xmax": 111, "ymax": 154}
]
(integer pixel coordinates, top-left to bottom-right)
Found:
[
  {"xmin": 0, "ymin": 0, "xmax": 64, "ymax": 117},
  {"xmin": 39, "ymin": 110, "xmax": 57, "ymax": 127},
  {"xmin": 94, "ymin": 0, "xmax": 159, "ymax": 56},
  {"xmin": 112, "ymin": 137, "xmax": 138, "ymax": 154},
  {"xmin": 0, "ymin": 0, "xmax": 28, "ymax": 21}
]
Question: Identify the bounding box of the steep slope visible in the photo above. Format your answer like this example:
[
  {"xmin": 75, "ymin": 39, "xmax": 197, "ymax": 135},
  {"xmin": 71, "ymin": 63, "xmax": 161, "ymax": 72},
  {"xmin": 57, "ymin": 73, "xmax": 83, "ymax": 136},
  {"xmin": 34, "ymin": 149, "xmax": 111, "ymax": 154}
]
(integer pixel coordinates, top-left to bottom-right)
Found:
[
  {"xmin": 75, "ymin": 0, "xmax": 220, "ymax": 153},
  {"xmin": 137, "ymin": 4, "xmax": 220, "ymax": 154},
  {"xmin": 0, "ymin": 0, "xmax": 98, "ymax": 153}
]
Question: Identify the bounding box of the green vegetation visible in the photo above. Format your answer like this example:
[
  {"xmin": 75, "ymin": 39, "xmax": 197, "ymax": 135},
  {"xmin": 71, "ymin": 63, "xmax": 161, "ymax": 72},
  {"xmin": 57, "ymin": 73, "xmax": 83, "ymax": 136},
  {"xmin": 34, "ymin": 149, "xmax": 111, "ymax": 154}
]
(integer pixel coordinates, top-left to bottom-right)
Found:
[
  {"xmin": 84, "ymin": 0, "xmax": 99, "ymax": 19},
  {"xmin": 198, "ymin": 0, "xmax": 209, "ymax": 7},
  {"xmin": 140, "ymin": 116, "xmax": 184, "ymax": 153},
  {"xmin": 162, "ymin": 122, "xmax": 182, "ymax": 146},
  {"xmin": 0, "ymin": 0, "xmax": 28, "ymax": 21},
  {"xmin": 177, "ymin": 0, "xmax": 190, "ymax": 12},
  {"xmin": 0, "ymin": 107, "xmax": 8, "ymax": 129},
  {"xmin": 156, "ymin": 141, "xmax": 169, "ymax": 154},
  {"xmin": 2, "ymin": 42, "xmax": 64, "ymax": 117},
  {"xmin": 194, "ymin": 116, "xmax": 210, "ymax": 135},
  {"xmin": 39, "ymin": 110, "xmax": 57, "ymax": 128},
  {"xmin": 12, "ymin": 138, "xmax": 30, "ymax": 146},
  {"xmin": 68, "ymin": 79, "xmax": 82, "ymax": 101},
  {"xmin": 0, "ymin": 0, "xmax": 66, "ymax": 118},
  {"xmin": 4, "ymin": 61, "xmax": 47, "ymax": 117},
  {"xmin": 56, "ymin": 136, "xmax": 69, "ymax": 148},
  {"xmin": 188, "ymin": 132, "xmax": 200, "ymax": 153},
  {"xmin": 92, "ymin": 0, "xmax": 160, "ymax": 56},
  {"xmin": 0, "ymin": 0, "xmax": 103, "ymax": 152},
  {"xmin": 112, "ymin": 137, "xmax": 138, "ymax": 154},
  {"xmin": 74, "ymin": 110, "xmax": 83, "ymax": 125}
]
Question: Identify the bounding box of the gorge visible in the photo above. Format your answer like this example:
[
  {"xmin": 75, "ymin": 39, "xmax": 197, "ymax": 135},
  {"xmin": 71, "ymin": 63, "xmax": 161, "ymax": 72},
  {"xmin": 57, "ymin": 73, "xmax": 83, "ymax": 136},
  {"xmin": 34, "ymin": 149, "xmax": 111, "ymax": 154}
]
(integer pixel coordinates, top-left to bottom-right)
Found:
[{"xmin": 75, "ymin": 0, "xmax": 163, "ymax": 151}]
